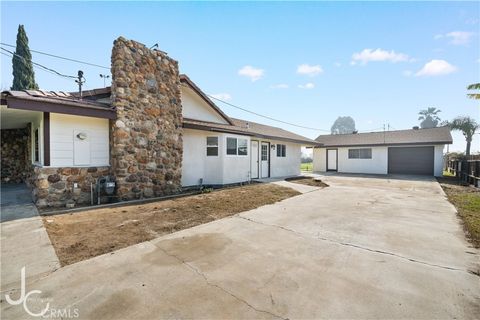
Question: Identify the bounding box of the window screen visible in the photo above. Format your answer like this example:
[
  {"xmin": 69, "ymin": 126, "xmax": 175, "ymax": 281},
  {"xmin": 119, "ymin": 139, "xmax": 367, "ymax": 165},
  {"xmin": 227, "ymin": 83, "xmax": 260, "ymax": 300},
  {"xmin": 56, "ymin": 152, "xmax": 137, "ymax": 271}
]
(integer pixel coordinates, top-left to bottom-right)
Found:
[
  {"xmin": 348, "ymin": 148, "xmax": 372, "ymax": 159},
  {"xmin": 206, "ymin": 137, "xmax": 218, "ymax": 156},
  {"xmin": 226, "ymin": 137, "xmax": 237, "ymax": 155},
  {"xmin": 238, "ymin": 139, "xmax": 248, "ymax": 155},
  {"xmin": 276, "ymin": 144, "xmax": 286, "ymax": 157}
]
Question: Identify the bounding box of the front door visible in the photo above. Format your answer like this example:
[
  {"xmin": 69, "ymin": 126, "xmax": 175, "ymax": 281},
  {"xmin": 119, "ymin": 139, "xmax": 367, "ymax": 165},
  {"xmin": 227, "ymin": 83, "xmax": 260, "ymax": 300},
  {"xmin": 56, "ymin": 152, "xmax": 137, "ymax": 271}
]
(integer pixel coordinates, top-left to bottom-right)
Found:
[
  {"xmin": 261, "ymin": 142, "xmax": 270, "ymax": 178},
  {"xmin": 327, "ymin": 149, "xmax": 337, "ymax": 171},
  {"xmin": 251, "ymin": 140, "xmax": 259, "ymax": 179}
]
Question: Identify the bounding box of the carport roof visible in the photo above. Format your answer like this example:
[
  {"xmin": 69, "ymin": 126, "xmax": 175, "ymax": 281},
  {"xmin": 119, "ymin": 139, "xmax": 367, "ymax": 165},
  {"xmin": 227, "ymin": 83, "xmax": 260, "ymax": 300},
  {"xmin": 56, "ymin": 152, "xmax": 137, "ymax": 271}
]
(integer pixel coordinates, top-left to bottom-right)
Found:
[
  {"xmin": 315, "ymin": 127, "xmax": 453, "ymax": 147},
  {"xmin": 1, "ymin": 90, "xmax": 117, "ymax": 119}
]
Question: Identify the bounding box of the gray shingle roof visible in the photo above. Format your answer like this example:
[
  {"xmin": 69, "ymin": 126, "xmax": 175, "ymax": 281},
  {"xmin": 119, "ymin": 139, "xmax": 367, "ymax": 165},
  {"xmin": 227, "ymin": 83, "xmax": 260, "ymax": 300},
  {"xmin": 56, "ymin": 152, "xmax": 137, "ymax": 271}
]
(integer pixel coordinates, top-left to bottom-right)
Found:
[
  {"xmin": 315, "ymin": 127, "xmax": 452, "ymax": 147},
  {"xmin": 183, "ymin": 118, "xmax": 318, "ymax": 145}
]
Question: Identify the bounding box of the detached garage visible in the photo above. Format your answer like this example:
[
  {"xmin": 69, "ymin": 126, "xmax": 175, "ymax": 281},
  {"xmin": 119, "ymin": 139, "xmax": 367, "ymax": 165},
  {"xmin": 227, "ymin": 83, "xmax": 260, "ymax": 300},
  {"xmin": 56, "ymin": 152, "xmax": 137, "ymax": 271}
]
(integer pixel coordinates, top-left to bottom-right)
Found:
[{"xmin": 313, "ymin": 127, "xmax": 452, "ymax": 177}]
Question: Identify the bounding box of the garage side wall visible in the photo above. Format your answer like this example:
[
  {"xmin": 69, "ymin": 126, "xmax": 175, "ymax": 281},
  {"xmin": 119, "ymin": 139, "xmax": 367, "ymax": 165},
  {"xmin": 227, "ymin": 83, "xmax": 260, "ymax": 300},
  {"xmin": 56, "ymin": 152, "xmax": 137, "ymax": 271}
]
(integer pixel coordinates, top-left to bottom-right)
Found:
[
  {"xmin": 313, "ymin": 147, "xmax": 326, "ymax": 172},
  {"xmin": 338, "ymin": 146, "xmax": 388, "ymax": 175},
  {"xmin": 434, "ymin": 145, "xmax": 445, "ymax": 177}
]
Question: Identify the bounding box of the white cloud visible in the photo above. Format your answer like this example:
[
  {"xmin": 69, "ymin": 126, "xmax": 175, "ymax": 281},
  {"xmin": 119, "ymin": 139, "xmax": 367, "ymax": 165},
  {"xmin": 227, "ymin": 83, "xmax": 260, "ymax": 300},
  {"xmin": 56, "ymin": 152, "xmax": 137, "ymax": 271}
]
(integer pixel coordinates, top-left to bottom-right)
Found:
[
  {"xmin": 238, "ymin": 65, "xmax": 264, "ymax": 82},
  {"xmin": 415, "ymin": 59, "xmax": 457, "ymax": 77},
  {"xmin": 435, "ymin": 31, "xmax": 475, "ymax": 45},
  {"xmin": 297, "ymin": 64, "xmax": 324, "ymax": 76},
  {"xmin": 351, "ymin": 48, "xmax": 412, "ymax": 65},
  {"xmin": 210, "ymin": 93, "xmax": 231, "ymax": 101},
  {"xmin": 298, "ymin": 82, "xmax": 315, "ymax": 89},
  {"xmin": 270, "ymin": 83, "xmax": 289, "ymax": 89}
]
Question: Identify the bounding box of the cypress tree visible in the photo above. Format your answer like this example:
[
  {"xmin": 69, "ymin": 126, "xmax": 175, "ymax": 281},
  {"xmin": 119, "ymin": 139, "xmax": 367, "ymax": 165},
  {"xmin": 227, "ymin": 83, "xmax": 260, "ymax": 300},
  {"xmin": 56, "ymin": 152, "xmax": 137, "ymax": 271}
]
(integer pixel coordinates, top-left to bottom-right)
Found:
[{"xmin": 11, "ymin": 25, "xmax": 38, "ymax": 90}]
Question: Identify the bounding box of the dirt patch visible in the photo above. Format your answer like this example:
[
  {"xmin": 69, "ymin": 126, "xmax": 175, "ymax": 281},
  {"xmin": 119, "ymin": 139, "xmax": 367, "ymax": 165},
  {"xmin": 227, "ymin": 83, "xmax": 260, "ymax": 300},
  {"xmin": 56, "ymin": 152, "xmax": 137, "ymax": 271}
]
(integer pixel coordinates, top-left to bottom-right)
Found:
[
  {"xmin": 285, "ymin": 177, "xmax": 329, "ymax": 188},
  {"xmin": 438, "ymin": 176, "xmax": 480, "ymax": 248},
  {"xmin": 43, "ymin": 183, "xmax": 300, "ymax": 266}
]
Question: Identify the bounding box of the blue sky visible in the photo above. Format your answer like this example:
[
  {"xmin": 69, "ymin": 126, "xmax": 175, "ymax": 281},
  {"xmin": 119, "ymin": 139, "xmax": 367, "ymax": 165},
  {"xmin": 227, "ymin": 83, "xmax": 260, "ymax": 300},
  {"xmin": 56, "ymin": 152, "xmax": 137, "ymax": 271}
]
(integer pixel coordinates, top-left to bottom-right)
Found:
[{"xmin": 1, "ymin": 1, "xmax": 479, "ymax": 152}]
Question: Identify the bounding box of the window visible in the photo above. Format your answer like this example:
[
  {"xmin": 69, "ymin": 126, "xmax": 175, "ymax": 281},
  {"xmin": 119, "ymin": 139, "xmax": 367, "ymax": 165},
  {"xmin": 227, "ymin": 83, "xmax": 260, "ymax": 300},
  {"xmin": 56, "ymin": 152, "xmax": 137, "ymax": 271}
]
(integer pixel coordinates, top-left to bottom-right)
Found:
[
  {"xmin": 348, "ymin": 148, "xmax": 372, "ymax": 159},
  {"xmin": 261, "ymin": 144, "xmax": 268, "ymax": 161},
  {"xmin": 226, "ymin": 137, "xmax": 248, "ymax": 156},
  {"xmin": 34, "ymin": 128, "xmax": 39, "ymax": 162},
  {"xmin": 226, "ymin": 137, "xmax": 237, "ymax": 155},
  {"xmin": 276, "ymin": 144, "xmax": 286, "ymax": 157},
  {"xmin": 206, "ymin": 137, "xmax": 218, "ymax": 156},
  {"xmin": 238, "ymin": 139, "xmax": 248, "ymax": 155}
]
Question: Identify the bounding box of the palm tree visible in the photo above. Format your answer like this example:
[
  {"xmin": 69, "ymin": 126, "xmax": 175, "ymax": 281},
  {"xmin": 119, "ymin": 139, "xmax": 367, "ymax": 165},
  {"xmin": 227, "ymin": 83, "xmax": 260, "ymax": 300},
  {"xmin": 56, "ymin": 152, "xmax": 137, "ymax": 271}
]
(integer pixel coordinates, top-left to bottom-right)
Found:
[
  {"xmin": 445, "ymin": 116, "xmax": 479, "ymax": 156},
  {"xmin": 418, "ymin": 107, "xmax": 441, "ymax": 128},
  {"xmin": 467, "ymin": 83, "xmax": 480, "ymax": 100}
]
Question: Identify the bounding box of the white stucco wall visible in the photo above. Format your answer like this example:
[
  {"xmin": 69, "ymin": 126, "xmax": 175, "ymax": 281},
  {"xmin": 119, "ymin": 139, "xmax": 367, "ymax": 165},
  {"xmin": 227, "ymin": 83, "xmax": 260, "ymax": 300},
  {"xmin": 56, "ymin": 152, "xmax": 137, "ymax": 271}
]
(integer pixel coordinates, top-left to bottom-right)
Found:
[
  {"xmin": 181, "ymin": 129, "xmax": 224, "ymax": 186},
  {"xmin": 49, "ymin": 113, "xmax": 109, "ymax": 167},
  {"xmin": 433, "ymin": 145, "xmax": 445, "ymax": 177},
  {"xmin": 338, "ymin": 146, "xmax": 388, "ymax": 175},
  {"xmin": 181, "ymin": 86, "xmax": 229, "ymax": 124},
  {"xmin": 269, "ymin": 140, "xmax": 301, "ymax": 177},
  {"xmin": 182, "ymin": 130, "xmax": 303, "ymax": 186},
  {"xmin": 313, "ymin": 147, "xmax": 326, "ymax": 172},
  {"xmin": 313, "ymin": 144, "xmax": 446, "ymax": 177},
  {"xmin": 222, "ymin": 134, "xmax": 251, "ymax": 184}
]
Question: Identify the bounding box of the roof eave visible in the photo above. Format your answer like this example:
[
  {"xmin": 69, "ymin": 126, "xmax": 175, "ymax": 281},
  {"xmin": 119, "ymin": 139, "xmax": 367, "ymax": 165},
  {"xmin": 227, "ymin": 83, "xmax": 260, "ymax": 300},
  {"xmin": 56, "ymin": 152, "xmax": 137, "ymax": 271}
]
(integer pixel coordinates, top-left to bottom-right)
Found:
[
  {"xmin": 316, "ymin": 141, "xmax": 452, "ymax": 148},
  {"xmin": 183, "ymin": 121, "xmax": 319, "ymax": 146},
  {"xmin": 5, "ymin": 96, "xmax": 117, "ymax": 120}
]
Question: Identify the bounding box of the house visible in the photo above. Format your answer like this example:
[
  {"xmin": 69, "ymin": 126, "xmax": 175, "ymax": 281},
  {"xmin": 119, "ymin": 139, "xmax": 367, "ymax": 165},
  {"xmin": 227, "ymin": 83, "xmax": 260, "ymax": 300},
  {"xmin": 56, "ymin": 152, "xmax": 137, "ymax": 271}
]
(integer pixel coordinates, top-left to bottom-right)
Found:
[
  {"xmin": 313, "ymin": 127, "xmax": 452, "ymax": 177},
  {"xmin": 0, "ymin": 37, "xmax": 316, "ymax": 208}
]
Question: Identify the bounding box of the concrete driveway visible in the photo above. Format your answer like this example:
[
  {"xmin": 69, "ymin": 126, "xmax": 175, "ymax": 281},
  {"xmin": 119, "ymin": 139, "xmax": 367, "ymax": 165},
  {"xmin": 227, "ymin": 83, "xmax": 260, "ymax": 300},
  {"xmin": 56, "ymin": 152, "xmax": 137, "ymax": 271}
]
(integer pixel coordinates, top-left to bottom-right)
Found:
[{"xmin": 1, "ymin": 175, "xmax": 479, "ymax": 319}]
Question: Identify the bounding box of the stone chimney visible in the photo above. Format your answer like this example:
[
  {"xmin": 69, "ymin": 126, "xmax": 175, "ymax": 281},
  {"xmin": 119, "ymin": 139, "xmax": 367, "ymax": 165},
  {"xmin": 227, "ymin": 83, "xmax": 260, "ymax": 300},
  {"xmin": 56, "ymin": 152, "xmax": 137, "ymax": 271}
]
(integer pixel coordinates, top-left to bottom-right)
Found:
[{"xmin": 111, "ymin": 37, "xmax": 183, "ymax": 200}]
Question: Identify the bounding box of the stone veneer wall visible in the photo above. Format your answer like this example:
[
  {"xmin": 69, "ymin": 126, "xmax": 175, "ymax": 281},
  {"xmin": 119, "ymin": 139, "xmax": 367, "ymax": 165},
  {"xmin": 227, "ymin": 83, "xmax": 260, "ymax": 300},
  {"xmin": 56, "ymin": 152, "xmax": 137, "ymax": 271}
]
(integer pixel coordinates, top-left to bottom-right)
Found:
[
  {"xmin": 111, "ymin": 37, "xmax": 183, "ymax": 200},
  {"xmin": 32, "ymin": 166, "xmax": 111, "ymax": 208},
  {"xmin": 1, "ymin": 128, "xmax": 30, "ymax": 183}
]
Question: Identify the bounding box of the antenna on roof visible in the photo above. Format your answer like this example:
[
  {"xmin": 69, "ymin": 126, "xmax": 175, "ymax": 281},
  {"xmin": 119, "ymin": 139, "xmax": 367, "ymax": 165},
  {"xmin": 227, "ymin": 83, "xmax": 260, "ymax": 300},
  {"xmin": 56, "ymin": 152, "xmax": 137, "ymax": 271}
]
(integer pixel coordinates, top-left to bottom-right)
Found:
[
  {"xmin": 75, "ymin": 70, "xmax": 85, "ymax": 99},
  {"xmin": 149, "ymin": 43, "xmax": 159, "ymax": 50},
  {"xmin": 99, "ymin": 74, "xmax": 110, "ymax": 88}
]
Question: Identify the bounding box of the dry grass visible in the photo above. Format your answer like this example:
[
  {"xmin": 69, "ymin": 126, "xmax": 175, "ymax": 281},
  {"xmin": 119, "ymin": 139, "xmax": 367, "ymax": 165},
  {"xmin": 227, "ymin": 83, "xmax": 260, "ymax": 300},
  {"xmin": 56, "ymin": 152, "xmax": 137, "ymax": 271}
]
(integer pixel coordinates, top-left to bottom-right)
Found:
[
  {"xmin": 285, "ymin": 177, "xmax": 329, "ymax": 188},
  {"xmin": 438, "ymin": 176, "xmax": 480, "ymax": 248},
  {"xmin": 43, "ymin": 183, "xmax": 300, "ymax": 266}
]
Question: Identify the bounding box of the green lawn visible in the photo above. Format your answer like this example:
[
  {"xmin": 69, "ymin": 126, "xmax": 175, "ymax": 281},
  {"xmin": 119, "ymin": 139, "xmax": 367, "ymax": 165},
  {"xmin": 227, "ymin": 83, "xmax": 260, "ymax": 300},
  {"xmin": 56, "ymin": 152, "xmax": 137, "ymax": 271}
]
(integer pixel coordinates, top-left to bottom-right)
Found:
[{"xmin": 301, "ymin": 162, "xmax": 313, "ymax": 171}]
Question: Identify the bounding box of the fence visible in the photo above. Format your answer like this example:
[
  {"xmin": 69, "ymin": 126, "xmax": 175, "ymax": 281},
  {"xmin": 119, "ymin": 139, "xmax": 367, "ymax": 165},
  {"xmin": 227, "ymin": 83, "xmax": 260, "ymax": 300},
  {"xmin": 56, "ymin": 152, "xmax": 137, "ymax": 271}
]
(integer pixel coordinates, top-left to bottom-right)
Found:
[{"xmin": 446, "ymin": 154, "xmax": 480, "ymax": 187}]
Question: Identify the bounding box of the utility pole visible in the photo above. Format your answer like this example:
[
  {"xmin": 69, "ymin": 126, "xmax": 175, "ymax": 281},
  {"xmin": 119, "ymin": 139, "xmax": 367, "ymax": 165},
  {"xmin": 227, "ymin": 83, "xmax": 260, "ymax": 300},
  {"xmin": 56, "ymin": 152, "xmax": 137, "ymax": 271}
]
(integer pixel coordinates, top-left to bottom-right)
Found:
[
  {"xmin": 75, "ymin": 70, "xmax": 85, "ymax": 99},
  {"xmin": 99, "ymin": 74, "xmax": 110, "ymax": 87}
]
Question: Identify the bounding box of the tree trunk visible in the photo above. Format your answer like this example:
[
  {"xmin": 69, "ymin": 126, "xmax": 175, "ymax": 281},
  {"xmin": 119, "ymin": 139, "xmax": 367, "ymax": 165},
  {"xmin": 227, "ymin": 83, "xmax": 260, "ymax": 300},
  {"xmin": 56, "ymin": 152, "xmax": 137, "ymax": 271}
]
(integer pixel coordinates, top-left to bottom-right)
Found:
[{"xmin": 466, "ymin": 139, "xmax": 471, "ymax": 156}]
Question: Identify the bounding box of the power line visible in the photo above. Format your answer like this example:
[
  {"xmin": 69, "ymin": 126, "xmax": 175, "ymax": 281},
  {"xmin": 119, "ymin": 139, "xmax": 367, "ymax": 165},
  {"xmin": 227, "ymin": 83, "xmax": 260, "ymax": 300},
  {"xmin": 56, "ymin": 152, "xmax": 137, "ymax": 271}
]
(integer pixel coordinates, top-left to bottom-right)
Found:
[
  {"xmin": 208, "ymin": 94, "xmax": 331, "ymax": 132},
  {"xmin": 1, "ymin": 44, "xmax": 392, "ymax": 134},
  {"xmin": 0, "ymin": 42, "xmax": 110, "ymax": 70},
  {"xmin": 1, "ymin": 51, "xmax": 75, "ymax": 84},
  {"xmin": 1, "ymin": 47, "xmax": 77, "ymax": 79}
]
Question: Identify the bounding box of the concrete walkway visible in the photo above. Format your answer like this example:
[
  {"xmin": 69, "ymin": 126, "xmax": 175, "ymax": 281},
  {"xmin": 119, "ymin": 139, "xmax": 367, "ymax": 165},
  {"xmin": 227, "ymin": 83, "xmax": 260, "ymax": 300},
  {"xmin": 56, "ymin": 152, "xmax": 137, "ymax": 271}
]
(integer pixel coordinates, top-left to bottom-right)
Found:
[
  {"xmin": 1, "ymin": 176, "xmax": 479, "ymax": 319},
  {"xmin": 0, "ymin": 184, "xmax": 60, "ymax": 294}
]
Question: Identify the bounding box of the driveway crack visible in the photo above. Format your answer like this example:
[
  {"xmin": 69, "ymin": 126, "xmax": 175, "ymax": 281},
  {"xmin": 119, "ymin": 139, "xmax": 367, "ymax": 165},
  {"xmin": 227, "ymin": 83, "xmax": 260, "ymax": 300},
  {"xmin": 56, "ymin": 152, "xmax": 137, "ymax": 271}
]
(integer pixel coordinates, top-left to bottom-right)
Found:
[
  {"xmin": 236, "ymin": 215, "xmax": 472, "ymax": 274},
  {"xmin": 151, "ymin": 242, "xmax": 288, "ymax": 320}
]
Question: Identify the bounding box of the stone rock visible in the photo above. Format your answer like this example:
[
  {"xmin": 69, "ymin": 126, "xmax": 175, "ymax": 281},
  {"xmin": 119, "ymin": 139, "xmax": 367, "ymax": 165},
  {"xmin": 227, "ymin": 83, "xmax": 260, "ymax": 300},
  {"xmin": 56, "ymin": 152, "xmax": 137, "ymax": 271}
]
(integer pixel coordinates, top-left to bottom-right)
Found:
[
  {"xmin": 47, "ymin": 174, "xmax": 61, "ymax": 183},
  {"xmin": 51, "ymin": 181, "xmax": 66, "ymax": 190},
  {"xmin": 37, "ymin": 179, "xmax": 49, "ymax": 189}
]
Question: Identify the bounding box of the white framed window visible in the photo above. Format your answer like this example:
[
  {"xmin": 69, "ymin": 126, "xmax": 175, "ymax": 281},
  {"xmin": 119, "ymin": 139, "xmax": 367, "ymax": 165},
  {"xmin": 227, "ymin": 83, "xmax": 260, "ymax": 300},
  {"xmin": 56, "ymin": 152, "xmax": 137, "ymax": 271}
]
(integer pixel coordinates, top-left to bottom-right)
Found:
[
  {"xmin": 206, "ymin": 137, "xmax": 218, "ymax": 156},
  {"xmin": 238, "ymin": 138, "xmax": 248, "ymax": 155},
  {"xmin": 276, "ymin": 144, "xmax": 286, "ymax": 157},
  {"xmin": 348, "ymin": 148, "xmax": 372, "ymax": 159},
  {"xmin": 226, "ymin": 137, "xmax": 248, "ymax": 156}
]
